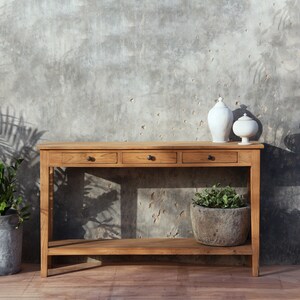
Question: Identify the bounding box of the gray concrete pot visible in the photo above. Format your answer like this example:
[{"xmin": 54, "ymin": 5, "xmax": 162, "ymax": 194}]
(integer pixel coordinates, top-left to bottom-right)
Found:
[
  {"xmin": 190, "ymin": 204, "xmax": 250, "ymax": 246},
  {"xmin": 0, "ymin": 213, "xmax": 23, "ymax": 275}
]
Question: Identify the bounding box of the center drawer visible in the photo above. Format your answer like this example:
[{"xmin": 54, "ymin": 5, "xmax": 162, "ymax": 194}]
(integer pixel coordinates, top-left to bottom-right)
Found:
[
  {"xmin": 182, "ymin": 151, "xmax": 238, "ymax": 164},
  {"xmin": 62, "ymin": 152, "xmax": 117, "ymax": 164},
  {"xmin": 122, "ymin": 152, "xmax": 177, "ymax": 164}
]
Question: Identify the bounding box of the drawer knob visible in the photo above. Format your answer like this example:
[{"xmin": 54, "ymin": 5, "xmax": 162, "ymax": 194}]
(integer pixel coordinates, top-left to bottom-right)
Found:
[
  {"xmin": 87, "ymin": 156, "xmax": 96, "ymax": 162},
  {"xmin": 207, "ymin": 155, "xmax": 215, "ymax": 161},
  {"xmin": 147, "ymin": 155, "xmax": 155, "ymax": 161}
]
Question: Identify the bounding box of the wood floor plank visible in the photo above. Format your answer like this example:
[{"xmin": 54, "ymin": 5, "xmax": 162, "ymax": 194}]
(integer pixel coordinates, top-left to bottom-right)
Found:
[{"xmin": 1, "ymin": 264, "xmax": 300, "ymax": 299}]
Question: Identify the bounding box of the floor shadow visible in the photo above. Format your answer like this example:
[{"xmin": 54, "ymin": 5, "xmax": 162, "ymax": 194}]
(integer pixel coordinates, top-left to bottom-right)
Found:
[
  {"xmin": 260, "ymin": 265, "xmax": 300, "ymax": 277},
  {"xmin": 0, "ymin": 107, "xmax": 46, "ymax": 263},
  {"xmin": 48, "ymin": 262, "xmax": 103, "ymax": 277}
]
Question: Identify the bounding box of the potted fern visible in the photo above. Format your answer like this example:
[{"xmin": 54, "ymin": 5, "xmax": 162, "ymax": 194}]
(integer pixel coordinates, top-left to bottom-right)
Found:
[
  {"xmin": 190, "ymin": 184, "xmax": 250, "ymax": 246},
  {"xmin": 0, "ymin": 159, "xmax": 30, "ymax": 275}
]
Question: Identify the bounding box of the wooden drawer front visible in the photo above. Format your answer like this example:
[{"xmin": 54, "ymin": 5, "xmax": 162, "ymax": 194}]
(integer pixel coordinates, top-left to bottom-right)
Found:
[
  {"xmin": 62, "ymin": 152, "xmax": 117, "ymax": 164},
  {"xmin": 182, "ymin": 151, "xmax": 238, "ymax": 164},
  {"xmin": 122, "ymin": 152, "xmax": 177, "ymax": 164}
]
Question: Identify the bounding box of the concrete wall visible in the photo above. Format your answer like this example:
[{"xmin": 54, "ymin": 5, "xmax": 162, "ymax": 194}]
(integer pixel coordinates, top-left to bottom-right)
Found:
[{"xmin": 0, "ymin": 0, "xmax": 299, "ymax": 264}]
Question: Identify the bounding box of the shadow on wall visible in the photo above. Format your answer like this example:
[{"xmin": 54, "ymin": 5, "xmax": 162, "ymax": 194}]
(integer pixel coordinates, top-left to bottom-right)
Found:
[
  {"xmin": 54, "ymin": 167, "xmax": 248, "ymax": 265},
  {"xmin": 261, "ymin": 134, "xmax": 300, "ymax": 264},
  {"xmin": 55, "ymin": 167, "xmax": 247, "ymax": 240},
  {"xmin": 53, "ymin": 168, "xmax": 121, "ymax": 241},
  {"xmin": 0, "ymin": 107, "xmax": 45, "ymax": 263},
  {"xmin": 0, "ymin": 107, "xmax": 121, "ymax": 263}
]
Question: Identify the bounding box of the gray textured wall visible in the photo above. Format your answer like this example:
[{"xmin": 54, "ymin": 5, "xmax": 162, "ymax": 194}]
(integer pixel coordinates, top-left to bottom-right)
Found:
[{"xmin": 1, "ymin": 1, "xmax": 300, "ymax": 265}]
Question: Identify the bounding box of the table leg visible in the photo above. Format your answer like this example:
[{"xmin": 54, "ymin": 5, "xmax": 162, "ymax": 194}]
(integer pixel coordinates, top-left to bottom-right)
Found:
[
  {"xmin": 48, "ymin": 167, "xmax": 54, "ymax": 268},
  {"xmin": 40, "ymin": 151, "xmax": 50, "ymax": 277},
  {"xmin": 250, "ymin": 150, "xmax": 260, "ymax": 277}
]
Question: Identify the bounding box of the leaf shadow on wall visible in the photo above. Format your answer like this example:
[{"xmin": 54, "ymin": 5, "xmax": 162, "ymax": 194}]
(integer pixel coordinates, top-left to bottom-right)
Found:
[
  {"xmin": 260, "ymin": 135, "xmax": 300, "ymax": 264},
  {"xmin": 0, "ymin": 107, "xmax": 45, "ymax": 263},
  {"xmin": 229, "ymin": 104, "xmax": 263, "ymax": 142},
  {"xmin": 53, "ymin": 168, "xmax": 121, "ymax": 242}
]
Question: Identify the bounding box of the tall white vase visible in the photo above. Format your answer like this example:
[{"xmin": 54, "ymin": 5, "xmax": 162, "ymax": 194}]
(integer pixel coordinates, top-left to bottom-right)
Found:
[{"xmin": 208, "ymin": 97, "xmax": 233, "ymax": 143}]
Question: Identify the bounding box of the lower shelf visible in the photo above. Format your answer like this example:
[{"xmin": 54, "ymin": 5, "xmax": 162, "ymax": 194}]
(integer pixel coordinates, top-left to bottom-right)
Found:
[{"xmin": 48, "ymin": 238, "xmax": 252, "ymax": 256}]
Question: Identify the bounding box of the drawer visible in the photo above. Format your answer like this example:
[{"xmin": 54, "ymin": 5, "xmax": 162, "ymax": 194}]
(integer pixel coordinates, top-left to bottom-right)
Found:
[
  {"xmin": 62, "ymin": 152, "xmax": 117, "ymax": 164},
  {"xmin": 182, "ymin": 151, "xmax": 238, "ymax": 164},
  {"xmin": 122, "ymin": 152, "xmax": 177, "ymax": 164}
]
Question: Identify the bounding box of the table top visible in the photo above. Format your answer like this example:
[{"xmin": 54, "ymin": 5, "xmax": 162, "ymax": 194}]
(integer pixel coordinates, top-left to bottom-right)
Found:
[{"xmin": 37, "ymin": 141, "xmax": 264, "ymax": 150}]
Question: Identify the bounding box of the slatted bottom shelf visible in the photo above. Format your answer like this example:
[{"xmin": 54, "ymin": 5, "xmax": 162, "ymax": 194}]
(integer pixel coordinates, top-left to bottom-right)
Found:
[{"xmin": 48, "ymin": 238, "xmax": 252, "ymax": 256}]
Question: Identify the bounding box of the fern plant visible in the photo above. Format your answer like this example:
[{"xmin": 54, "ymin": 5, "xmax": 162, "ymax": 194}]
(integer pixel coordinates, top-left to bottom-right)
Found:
[
  {"xmin": 0, "ymin": 159, "xmax": 30, "ymax": 227},
  {"xmin": 192, "ymin": 184, "xmax": 246, "ymax": 209}
]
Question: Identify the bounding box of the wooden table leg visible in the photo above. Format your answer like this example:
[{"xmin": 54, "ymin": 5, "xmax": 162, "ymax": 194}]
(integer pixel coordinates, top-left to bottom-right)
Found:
[
  {"xmin": 250, "ymin": 150, "xmax": 260, "ymax": 277},
  {"xmin": 40, "ymin": 151, "xmax": 50, "ymax": 278},
  {"xmin": 48, "ymin": 167, "xmax": 54, "ymax": 268}
]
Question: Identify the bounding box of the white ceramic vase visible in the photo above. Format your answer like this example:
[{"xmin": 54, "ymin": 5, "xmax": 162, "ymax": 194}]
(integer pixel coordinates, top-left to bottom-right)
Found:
[
  {"xmin": 207, "ymin": 97, "xmax": 233, "ymax": 143},
  {"xmin": 232, "ymin": 113, "xmax": 259, "ymax": 145}
]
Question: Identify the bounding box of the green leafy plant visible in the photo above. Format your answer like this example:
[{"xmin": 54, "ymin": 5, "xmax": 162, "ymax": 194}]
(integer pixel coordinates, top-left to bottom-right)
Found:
[
  {"xmin": 0, "ymin": 159, "xmax": 30, "ymax": 227},
  {"xmin": 192, "ymin": 184, "xmax": 246, "ymax": 209}
]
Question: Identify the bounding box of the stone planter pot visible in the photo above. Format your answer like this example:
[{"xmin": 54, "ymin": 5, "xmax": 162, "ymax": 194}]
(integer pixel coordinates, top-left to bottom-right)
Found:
[
  {"xmin": 190, "ymin": 204, "xmax": 250, "ymax": 246},
  {"xmin": 0, "ymin": 213, "xmax": 23, "ymax": 275}
]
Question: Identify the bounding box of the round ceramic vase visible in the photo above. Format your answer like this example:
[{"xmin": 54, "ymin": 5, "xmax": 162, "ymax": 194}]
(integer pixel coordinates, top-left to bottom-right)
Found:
[
  {"xmin": 208, "ymin": 97, "xmax": 233, "ymax": 143},
  {"xmin": 232, "ymin": 113, "xmax": 259, "ymax": 145}
]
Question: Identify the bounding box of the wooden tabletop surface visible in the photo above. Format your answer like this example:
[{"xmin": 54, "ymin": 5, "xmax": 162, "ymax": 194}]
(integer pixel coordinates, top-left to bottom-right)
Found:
[{"xmin": 37, "ymin": 141, "xmax": 264, "ymax": 150}]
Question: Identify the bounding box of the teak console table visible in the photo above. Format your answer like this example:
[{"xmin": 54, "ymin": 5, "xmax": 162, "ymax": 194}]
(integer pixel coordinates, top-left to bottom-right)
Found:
[{"xmin": 38, "ymin": 141, "xmax": 264, "ymax": 277}]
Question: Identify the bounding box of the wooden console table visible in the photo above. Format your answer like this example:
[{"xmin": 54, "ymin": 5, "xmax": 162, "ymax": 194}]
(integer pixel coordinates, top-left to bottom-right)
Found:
[{"xmin": 38, "ymin": 141, "xmax": 264, "ymax": 277}]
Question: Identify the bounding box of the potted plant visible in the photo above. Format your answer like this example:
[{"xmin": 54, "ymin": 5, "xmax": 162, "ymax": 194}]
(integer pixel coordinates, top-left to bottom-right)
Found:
[
  {"xmin": 190, "ymin": 184, "xmax": 250, "ymax": 246},
  {"xmin": 0, "ymin": 159, "xmax": 30, "ymax": 275}
]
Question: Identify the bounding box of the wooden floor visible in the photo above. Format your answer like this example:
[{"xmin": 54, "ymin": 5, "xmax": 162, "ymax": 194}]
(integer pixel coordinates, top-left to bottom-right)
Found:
[{"xmin": 0, "ymin": 263, "xmax": 300, "ymax": 299}]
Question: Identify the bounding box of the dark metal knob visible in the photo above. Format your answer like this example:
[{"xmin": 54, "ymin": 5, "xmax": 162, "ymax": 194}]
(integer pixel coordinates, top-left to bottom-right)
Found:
[
  {"xmin": 147, "ymin": 155, "xmax": 155, "ymax": 161},
  {"xmin": 87, "ymin": 156, "xmax": 95, "ymax": 162},
  {"xmin": 207, "ymin": 155, "xmax": 214, "ymax": 161}
]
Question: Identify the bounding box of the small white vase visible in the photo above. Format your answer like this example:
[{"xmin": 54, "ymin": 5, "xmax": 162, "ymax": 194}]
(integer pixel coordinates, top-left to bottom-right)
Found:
[
  {"xmin": 207, "ymin": 97, "xmax": 233, "ymax": 143},
  {"xmin": 232, "ymin": 113, "xmax": 259, "ymax": 145}
]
